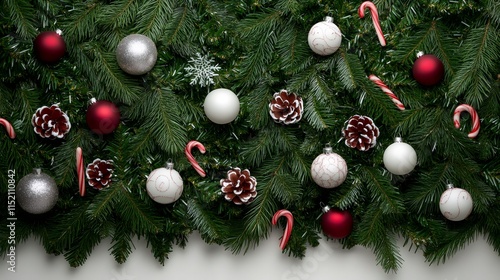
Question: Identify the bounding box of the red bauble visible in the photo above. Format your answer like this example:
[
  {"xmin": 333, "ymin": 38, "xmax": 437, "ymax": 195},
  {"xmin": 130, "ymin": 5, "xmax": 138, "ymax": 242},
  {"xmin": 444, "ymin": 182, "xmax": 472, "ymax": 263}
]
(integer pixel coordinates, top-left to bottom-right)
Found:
[
  {"xmin": 412, "ymin": 54, "xmax": 444, "ymax": 86},
  {"xmin": 321, "ymin": 206, "xmax": 353, "ymax": 239},
  {"xmin": 86, "ymin": 100, "xmax": 120, "ymax": 134},
  {"xmin": 33, "ymin": 31, "xmax": 66, "ymax": 63}
]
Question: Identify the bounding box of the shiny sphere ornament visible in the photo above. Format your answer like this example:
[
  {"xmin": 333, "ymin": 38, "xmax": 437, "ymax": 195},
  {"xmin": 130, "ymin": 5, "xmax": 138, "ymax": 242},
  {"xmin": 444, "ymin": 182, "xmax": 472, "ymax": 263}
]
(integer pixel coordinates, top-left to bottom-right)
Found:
[
  {"xmin": 321, "ymin": 205, "xmax": 353, "ymax": 239},
  {"xmin": 383, "ymin": 137, "xmax": 417, "ymax": 175},
  {"xmin": 439, "ymin": 184, "xmax": 473, "ymax": 221},
  {"xmin": 308, "ymin": 16, "xmax": 342, "ymax": 56},
  {"xmin": 412, "ymin": 54, "xmax": 444, "ymax": 86},
  {"xmin": 311, "ymin": 144, "xmax": 348, "ymax": 188},
  {"xmin": 203, "ymin": 88, "xmax": 240, "ymax": 124},
  {"xmin": 116, "ymin": 34, "xmax": 157, "ymax": 75},
  {"xmin": 33, "ymin": 30, "xmax": 66, "ymax": 63},
  {"xmin": 16, "ymin": 168, "xmax": 59, "ymax": 214},
  {"xmin": 146, "ymin": 162, "xmax": 184, "ymax": 204},
  {"xmin": 86, "ymin": 99, "xmax": 120, "ymax": 135}
]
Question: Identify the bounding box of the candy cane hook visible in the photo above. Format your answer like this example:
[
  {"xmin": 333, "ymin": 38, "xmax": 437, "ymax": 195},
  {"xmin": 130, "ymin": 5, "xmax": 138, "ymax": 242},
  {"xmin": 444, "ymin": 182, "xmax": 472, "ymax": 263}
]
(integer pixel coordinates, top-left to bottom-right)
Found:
[
  {"xmin": 369, "ymin": 75, "xmax": 405, "ymax": 110},
  {"xmin": 453, "ymin": 104, "xmax": 480, "ymax": 138},
  {"xmin": 76, "ymin": 147, "xmax": 86, "ymax": 196},
  {"xmin": 185, "ymin": 140, "xmax": 206, "ymax": 177},
  {"xmin": 0, "ymin": 118, "xmax": 16, "ymax": 139},
  {"xmin": 272, "ymin": 209, "xmax": 294, "ymax": 250},
  {"xmin": 358, "ymin": 1, "xmax": 386, "ymax": 46}
]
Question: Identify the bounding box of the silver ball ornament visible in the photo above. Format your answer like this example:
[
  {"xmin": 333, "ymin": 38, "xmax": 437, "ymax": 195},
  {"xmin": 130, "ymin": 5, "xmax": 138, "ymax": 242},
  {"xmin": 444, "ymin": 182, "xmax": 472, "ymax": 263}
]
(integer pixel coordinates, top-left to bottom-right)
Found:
[
  {"xmin": 16, "ymin": 168, "xmax": 59, "ymax": 214},
  {"xmin": 116, "ymin": 34, "xmax": 157, "ymax": 75}
]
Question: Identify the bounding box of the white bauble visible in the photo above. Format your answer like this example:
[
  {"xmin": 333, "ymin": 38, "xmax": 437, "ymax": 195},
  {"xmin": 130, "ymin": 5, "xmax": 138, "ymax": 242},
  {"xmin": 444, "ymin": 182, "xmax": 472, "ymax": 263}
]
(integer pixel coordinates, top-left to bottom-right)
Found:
[
  {"xmin": 439, "ymin": 184, "xmax": 473, "ymax": 221},
  {"xmin": 383, "ymin": 137, "xmax": 417, "ymax": 175},
  {"xmin": 116, "ymin": 34, "xmax": 157, "ymax": 75},
  {"xmin": 203, "ymin": 88, "xmax": 240, "ymax": 124},
  {"xmin": 308, "ymin": 16, "xmax": 342, "ymax": 56},
  {"xmin": 311, "ymin": 145, "xmax": 348, "ymax": 188},
  {"xmin": 146, "ymin": 163, "xmax": 183, "ymax": 204}
]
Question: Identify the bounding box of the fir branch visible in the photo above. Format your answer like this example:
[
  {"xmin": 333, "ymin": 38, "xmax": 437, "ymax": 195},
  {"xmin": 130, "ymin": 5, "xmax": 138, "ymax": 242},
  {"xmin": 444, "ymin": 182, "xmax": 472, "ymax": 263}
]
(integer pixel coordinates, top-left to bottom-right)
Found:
[
  {"xmin": 145, "ymin": 232, "xmax": 173, "ymax": 265},
  {"xmin": 187, "ymin": 199, "xmax": 227, "ymax": 243},
  {"xmin": 99, "ymin": 0, "xmax": 139, "ymax": 29},
  {"xmin": 87, "ymin": 186, "xmax": 121, "ymax": 222},
  {"xmin": 5, "ymin": 0, "xmax": 37, "ymax": 39},
  {"xmin": 240, "ymin": 82, "xmax": 273, "ymax": 130},
  {"xmin": 63, "ymin": 227, "xmax": 102, "ymax": 267},
  {"xmin": 109, "ymin": 221, "xmax": 134, "ymax": 264},
  {"xmin": 137, "ymin": 0, "xmax": 175, "ymax": 42},
  {"xmin": 303, "ymin": 96, "xmax": 334, "ymax": 130},
  {"xmin": 361, "ymin": 166, "xmax": 405, "ymax": 214},
  {"xmin": 63, "ymin": 1, "xmax": 101, "ymax": 43},
  {"xmin": 269, "ymin": 172, "xmax": 303, "ymax": 205}
]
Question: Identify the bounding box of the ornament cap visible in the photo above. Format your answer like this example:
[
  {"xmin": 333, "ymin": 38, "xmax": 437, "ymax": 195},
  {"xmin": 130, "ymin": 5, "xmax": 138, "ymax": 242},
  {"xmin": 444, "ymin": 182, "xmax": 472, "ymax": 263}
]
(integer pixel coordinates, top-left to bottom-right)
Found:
[
  {"xmin": 323, "ymin": 143, "xmax": 333, "ymax": 154},
  {"xmin": 89, "ymin": 97, "xmax": 97, "ymax": 104},
  {"xmin": 55, "ymin": 29, "xmax": 63, "ymax": 36},
  {"xmin": 446, "ymin": 183, "xmax": 455, "ymax": 189},
  {"xmin": 320, "ymin": 202, "xmax": 330, "ymax": 213},
  {"xmin": 324, "ymin": 16, "xmax": 333, "ymax": 23},
  {"xmin": 166, "ymin": 159, "xmax": 174, "ymax": 170},
  {"xmin": 416, "ymin": 51, "xmax": 424, "ymax": 58},
  {"xmin": 33, "ymin": 168, "xmax": 42, "ymax": 175},
  {"xmin": 394, "ymin": 137, "xmax": 403, "ymax": 143}
]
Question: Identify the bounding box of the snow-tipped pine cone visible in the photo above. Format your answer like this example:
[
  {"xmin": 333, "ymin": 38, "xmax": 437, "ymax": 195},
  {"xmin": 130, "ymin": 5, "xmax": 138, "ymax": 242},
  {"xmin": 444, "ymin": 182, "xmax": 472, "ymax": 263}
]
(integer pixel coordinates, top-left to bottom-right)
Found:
[
  {"xmin": 86, "ymin": 159, "xmax": 114, "ymax": 190},
  {"xmin": 342, "ymin": 115, "xmax": 379, "ymax": 151},
  {"xmin": 269, "ymin": 89, "xmax": 303, "ymax": 124},
  {"xmin": 32, "ymin": 104, "xmax": 71, "ymax": 139},
  {"xmin": 220, "ymin": 167, "xmax": 257, "ymax": 205}
]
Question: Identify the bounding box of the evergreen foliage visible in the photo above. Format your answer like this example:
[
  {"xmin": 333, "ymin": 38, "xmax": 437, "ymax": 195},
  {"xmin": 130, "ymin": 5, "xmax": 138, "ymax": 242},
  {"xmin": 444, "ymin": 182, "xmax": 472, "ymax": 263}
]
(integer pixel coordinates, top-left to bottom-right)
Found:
[{"xmin": 1, "ymin": 0, "xmax": 499, "ymax": 272}]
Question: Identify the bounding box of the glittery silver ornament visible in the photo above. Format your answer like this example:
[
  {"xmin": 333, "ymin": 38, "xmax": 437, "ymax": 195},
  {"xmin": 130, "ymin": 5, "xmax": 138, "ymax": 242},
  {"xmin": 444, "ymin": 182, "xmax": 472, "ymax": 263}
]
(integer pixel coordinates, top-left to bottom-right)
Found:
[
  {"xmin": 116, "ymin": 34, "xmax": 157, "ymax": 75},
  {"xmin": 16, "ymin": 168, "xmax": 58, "ymax": 214}
]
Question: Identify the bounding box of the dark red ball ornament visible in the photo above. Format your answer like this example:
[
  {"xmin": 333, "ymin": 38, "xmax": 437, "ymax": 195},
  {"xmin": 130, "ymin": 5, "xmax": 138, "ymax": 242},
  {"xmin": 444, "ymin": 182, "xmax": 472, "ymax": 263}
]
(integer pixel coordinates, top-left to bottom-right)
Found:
[
  {"xmin": 412, "ymin": 54, "xmax": 444, "ymax": 86},
  {"xmin": 320, "ymin": 205, "xmax": 353, "ymax": 239},
  {"xmin": 33, "ymin": 31, "xmax": 66, "ymax": 63},
  {"xmin": 86, "ymin": 99, "xmax": 120, "ymax": 135}
]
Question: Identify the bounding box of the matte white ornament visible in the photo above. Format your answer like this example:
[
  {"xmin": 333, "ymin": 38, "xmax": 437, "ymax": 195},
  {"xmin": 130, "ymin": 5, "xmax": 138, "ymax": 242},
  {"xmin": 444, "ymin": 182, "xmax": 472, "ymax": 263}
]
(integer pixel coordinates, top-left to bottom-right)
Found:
[
  {"xmin": 383, "ymin": 137, "xmax": 417, "ymax": 175},
  {"xmin": 439, "ymin": 184, "xmax": 473, "ymax": 221},
  {"xmin": 308, "ymin": 16, "xmax": 342, "ymax": 56},
  {"xmin": 146, "ymin": 162, "xmax": 183, "ymax": 204},
  {"xmin": 116, "ymin": 34, "xmax": 157, "ymax": 75},
  {"xmin": 311, "ymin": 144, "xmax": 348, "ymax": 189},
  {"xmin": 203, "ymin": 88, "xmax": 240, "ymax": 124}
]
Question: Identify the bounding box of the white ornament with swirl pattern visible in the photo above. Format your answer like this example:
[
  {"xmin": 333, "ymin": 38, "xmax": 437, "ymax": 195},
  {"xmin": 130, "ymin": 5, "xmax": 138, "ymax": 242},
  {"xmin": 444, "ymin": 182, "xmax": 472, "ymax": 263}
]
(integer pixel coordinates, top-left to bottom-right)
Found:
[
  {"xmin": 308, "ymin": 16, "xmax": 342, "ymax": 56},
  {"xmin": 439, "ymin": 184, "xmax": 473, "ymax": 221}
]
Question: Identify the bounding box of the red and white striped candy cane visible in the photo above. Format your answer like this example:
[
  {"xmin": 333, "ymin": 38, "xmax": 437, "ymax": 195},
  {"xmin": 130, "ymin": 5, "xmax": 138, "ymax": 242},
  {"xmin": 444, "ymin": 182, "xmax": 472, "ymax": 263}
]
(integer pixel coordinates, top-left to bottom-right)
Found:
[
  {"xmin": 272, "ymin": 209, "xmax": 294, "ymax": 250},
  {"xmin": 369, "ymin": 75, "xmax": 405, "ymax": 110},
  {"xmin": 359, "ymin": 1, "xmax": 386, "ymax": 46},
  {"xmin": 453, "ymin": 104, "xmax": 480, "ymax": 138},
  {"xmin": 0, "ymin": 118, "xmax": 16, "ymax": 139},
  {"xmin": 185, "ymin": 140, "xmax": 206, "ymax": 177},
  {"xmin": 76, "ymin": 147, "xmax": 86, "ymax": 196}
]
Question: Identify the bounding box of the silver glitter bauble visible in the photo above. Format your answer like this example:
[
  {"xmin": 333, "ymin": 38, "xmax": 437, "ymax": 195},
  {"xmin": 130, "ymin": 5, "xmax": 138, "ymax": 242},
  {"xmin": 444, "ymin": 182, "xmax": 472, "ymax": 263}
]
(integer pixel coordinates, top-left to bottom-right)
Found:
[
  {"xmin": 16, "ymin": 168, "xmax": 58, "ymax": 214},
  {"xmin": 116, "ymin": 34, "xmax": 157, "ymax": 75}
]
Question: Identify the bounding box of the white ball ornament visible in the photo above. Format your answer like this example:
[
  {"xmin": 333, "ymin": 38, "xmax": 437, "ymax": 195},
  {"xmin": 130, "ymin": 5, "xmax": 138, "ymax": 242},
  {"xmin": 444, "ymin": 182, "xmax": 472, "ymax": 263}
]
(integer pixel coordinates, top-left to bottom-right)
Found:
[
  {"xmin": 146, "ymin": 162, "xmax": 184, "ymax": 204},
  {"xmin": 311, "ymin": 144, "xmax": 348, "ymax": 189},
  {"xmin": 439, "ymin": 184, "xmax": 473, "ymax": 221},
  {"xmin": 383, "ymin": 137, "xmax": 417, "ymax": 175},
  {"xmin": 203, "ymin": 88, "xmax": 240, "ymax": 124},
  {"xmin": 116, "ymin": 34, "xmax": 157, "ymax": 75},
  {"xmin": 308, "ymin": 16, "xmax": 342, "ymax": 56}
]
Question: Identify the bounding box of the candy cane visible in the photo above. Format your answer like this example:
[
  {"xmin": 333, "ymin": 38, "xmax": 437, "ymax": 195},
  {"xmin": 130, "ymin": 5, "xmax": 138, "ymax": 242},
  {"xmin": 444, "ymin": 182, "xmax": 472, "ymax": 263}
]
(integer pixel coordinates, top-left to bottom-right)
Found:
[
  {"xmin": 0, "ymin": 118, "xmax": 16, "ymax": 139},
  {"xmin": 358, "ymin": 1, "xmax": 386, "ymax": 46},
  {"xmin": 453, "ymin": 104, "xmax": 480, "ymax": 138},
  {"xmin": 272, "ymin": 209, "xmax": 294, "ymax": 250},
  {"xmin": 76, "ymin": 147, "xmax": 85, "ymax": 196},
  {"xmin": 185, "ymin": 140, "xmax": 206, "ymax": 177},
  {"xmin": 369, "ymin": 75, "xmax": 405, "ymax": 110}
]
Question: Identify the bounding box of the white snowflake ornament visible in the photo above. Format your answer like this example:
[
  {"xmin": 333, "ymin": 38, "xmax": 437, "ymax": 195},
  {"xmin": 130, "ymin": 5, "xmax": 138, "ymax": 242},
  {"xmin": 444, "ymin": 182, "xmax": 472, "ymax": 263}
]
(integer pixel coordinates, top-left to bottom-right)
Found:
[
  {"xmin": 184, "ymin": 53, "xmax": 221, "ymax": 87},
  {"xmin": 311, "ymin": 144, "xmax": 348, "ymax": 189}
]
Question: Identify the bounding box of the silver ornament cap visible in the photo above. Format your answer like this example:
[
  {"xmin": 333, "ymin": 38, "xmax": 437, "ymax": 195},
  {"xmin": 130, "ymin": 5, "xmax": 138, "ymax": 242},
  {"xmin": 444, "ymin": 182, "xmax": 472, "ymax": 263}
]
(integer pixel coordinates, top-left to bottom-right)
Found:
[
  {"xmin": 116, "ymin": 34, "xmax": 158, "ymax": 75},
  {"xmin": 16, "ymin": 168, "xmax": 59, "ymax": 214}
]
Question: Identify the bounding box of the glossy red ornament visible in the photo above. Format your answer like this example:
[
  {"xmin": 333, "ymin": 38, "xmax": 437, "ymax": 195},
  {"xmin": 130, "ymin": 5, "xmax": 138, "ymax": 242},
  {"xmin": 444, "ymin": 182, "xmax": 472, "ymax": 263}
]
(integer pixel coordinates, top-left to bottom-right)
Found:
[
  {"xmin": 33, "ymin": 31, "xmax": 66, "ymax": 63},
  {"xmin": 86, "ymin": 99, "xmax": 120, "ymax": 134},
  {"xmin": 412, "ymin": 54, "xmax": 444, "ymax": 86},
  {"xmin": 320, "ymin": 205, "xmax": 353, "ymax": 239}
]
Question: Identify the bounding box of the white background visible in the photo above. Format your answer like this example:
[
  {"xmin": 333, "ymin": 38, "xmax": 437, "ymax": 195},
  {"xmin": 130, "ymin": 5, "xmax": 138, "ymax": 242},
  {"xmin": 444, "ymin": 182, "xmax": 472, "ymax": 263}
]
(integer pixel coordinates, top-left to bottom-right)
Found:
[{"xmin": 2, "ymin": 230, "xmax": 500, "ymax": 280}]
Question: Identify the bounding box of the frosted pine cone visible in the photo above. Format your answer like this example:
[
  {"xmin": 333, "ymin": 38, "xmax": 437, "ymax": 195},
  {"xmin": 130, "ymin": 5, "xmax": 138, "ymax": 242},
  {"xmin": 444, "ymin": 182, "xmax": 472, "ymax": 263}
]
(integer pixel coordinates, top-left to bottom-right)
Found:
[
  {"xmin": 220, "ymin": 168, "xmax": 257, "ymax": 205},
  {"xmin": 269, "ymin": 90, "xmax": 303, "ymax": 124},
  {"xmin": 342, "ymin": 115, "xmax": 379, "ymax": 151},
  {"xmin": 32, "ymin": 104, "xmax": 71, "ymax": 138},
  {"xmin": 86, "ymin": 159, "xmax": 114, "ymax": 190}
]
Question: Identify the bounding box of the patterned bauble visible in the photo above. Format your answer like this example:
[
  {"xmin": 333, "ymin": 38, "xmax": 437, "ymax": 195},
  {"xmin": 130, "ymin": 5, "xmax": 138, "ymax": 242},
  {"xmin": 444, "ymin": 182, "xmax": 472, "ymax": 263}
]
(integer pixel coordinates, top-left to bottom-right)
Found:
[
  {"xmin": 86, "ymin": 99, "xmax": 120, "ymax": 135},
  {"xmin": 32, "ymin": 104, "xmax": 71, "ymax": 139},
  {"xmin": 204, "ymin": 88, "xmax": 240, "ymax": 124},
  {"xmin": 320, "ymin": 204, "xmax": 353, "ymax": 239},
  {"xmin": 146, "ymin": 162, "xmax": 184, "ymax": 204},
  {"xmin": 383, "ymin": 137, "xmax": 417, "ymax": 175},
  {"xmin": 311, "ymin": 144, "xmax": 348, "ymax": 189},
  {"xmin": 86, "ymin": 159, "xmax": 114, "ymax": 190},
  {"xmin": 116, "ymin": 34, "xmax": 157, "ymax": 75},
  {"xmin": 439, "ymin": 184, "xmax": 473, "ymax": 221},
  {"xmin": 33, "ymin": 30, "xmax": 66, "ymax": 63},
  {"xmin": 342, "ymin": 115, "xmax": 379, "ymax": 151},
  {"xmin": 412, "ymin": 53, "xmax": 444, "ymax": 86},
  {"xmin": 220, "ymin": 167, "xmax": 257, "ymax": 205},
  {"xmin": 269, "ymin": 89, "xmax": 303, "ymax": 125},
  {"xmin": 308, "ymin": 16, "xmax": 342, "ymax": 56},
  {"xmin": 16, "ymin": 168, "xmax": 58, "ymax": 214}
]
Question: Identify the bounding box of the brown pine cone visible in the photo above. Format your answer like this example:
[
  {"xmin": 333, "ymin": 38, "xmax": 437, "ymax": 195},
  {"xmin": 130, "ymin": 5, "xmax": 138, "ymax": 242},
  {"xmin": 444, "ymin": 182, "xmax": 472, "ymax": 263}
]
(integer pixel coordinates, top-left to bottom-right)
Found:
[
  {"xmin": 32, "ymin": 104, "xmax": 71, "ymax": 139},
  {"xmin": 86, "ymin": 159, "xmax": 114, "ymax": 190},
  {"xmin": 220, "ymin": 167, "xmax": 257, "ymax": 205},
  {"xmin": 342, "ymin": 115, "xmax": 379, "ymax": 151},
  {"xmin": 269, "ymin": 89, "xmax": 303, "ymax": 124}
]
